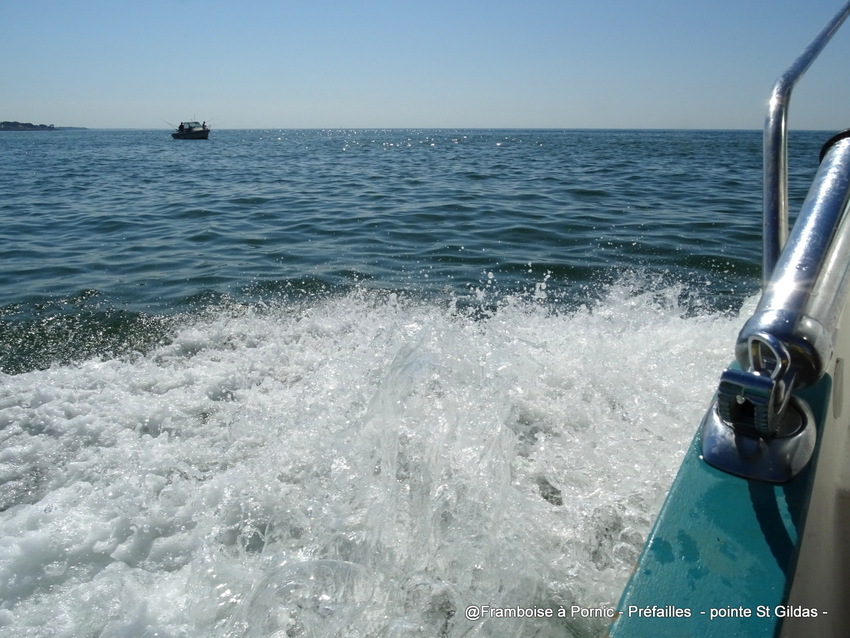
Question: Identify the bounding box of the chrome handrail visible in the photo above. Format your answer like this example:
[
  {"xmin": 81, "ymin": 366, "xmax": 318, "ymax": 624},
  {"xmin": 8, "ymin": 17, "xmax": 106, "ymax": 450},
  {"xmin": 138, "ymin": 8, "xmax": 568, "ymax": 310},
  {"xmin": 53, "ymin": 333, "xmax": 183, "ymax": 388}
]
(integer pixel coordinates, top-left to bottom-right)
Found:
[
  {"xmin": 702, "ymin": 2, "xmax": 850, "ymax": 482},
  {"xmin": 763, "ymin": 0, "xmax": 850, "ymax": 283},
  {"xmin": 743, "ymin": 138, "xmax": 850, "ymax": 390},
  {"xmin": 703, "ymin": 136, "xmax": 850, "ymax": 483}
]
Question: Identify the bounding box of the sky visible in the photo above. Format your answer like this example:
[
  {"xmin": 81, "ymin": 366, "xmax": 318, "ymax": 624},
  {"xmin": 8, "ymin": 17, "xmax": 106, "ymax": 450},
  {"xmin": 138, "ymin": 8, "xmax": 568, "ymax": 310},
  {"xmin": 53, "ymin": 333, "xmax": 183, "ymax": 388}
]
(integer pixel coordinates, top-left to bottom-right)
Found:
[{"xmin": 3, "ymin": 0, "xmax": 850, "ymax": 130}]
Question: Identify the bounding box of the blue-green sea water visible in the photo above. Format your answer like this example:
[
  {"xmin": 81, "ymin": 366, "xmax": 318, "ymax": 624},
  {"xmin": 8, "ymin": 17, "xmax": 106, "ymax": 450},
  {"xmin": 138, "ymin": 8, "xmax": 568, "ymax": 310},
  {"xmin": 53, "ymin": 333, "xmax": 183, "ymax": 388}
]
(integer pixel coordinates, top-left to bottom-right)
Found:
[{"xmin": 0, "ymin": 129, "xmax": 828, "ymax": 636}]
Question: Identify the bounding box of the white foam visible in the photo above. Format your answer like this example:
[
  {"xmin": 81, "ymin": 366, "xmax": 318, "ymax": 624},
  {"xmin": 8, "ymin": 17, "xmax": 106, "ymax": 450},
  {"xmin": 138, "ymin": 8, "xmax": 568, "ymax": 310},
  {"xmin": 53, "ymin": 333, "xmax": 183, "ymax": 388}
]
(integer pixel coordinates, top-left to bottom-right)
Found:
[{"xmin": 0, "ymin": 284, "xmax": 744, "ymax": 636}]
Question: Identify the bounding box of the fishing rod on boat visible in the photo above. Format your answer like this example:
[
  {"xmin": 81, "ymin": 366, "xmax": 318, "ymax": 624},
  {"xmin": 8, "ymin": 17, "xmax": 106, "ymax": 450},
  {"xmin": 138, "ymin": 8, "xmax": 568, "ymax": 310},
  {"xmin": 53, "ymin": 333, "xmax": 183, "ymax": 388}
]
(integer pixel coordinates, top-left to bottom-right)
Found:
[{"xmin": 162, "ymin": 118, "xmax": 213, "ymax": 130}]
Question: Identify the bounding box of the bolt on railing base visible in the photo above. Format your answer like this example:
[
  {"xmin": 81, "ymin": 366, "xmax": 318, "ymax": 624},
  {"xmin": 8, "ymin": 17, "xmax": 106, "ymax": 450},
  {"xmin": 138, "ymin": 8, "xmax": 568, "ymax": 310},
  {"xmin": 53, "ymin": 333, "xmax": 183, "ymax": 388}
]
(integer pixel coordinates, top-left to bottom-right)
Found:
[{"xmin": 700, "ymin": 393, "xmax": 816, "ymax": 483}]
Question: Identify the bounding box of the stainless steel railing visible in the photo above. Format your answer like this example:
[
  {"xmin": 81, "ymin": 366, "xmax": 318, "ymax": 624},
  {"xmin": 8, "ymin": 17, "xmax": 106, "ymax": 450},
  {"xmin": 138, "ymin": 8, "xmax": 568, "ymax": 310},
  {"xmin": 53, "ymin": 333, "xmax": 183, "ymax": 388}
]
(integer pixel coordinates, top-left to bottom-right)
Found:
[
  {"xmin": 741, "ymin": 137, "xmax": 850, "ymax": 393},
  {"xmin": 763, "ymin": 0, "xmax": 850, "ymax": 282},
  {"xmin": 702, "ymin": 2, "xmax": 850, "ymax": 482},
  {"xmin": 703, "ymin": 137, "xmax": 850, "ymax": 482}
]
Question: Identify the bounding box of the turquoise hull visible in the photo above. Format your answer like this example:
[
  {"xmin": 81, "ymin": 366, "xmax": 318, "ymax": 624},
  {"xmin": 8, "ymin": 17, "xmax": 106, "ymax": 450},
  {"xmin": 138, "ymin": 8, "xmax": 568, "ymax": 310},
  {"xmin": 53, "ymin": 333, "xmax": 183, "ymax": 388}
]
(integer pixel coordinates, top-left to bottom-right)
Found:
[{"xmin": 610, "ymin": 377, "xmax": 831, "ymax": 637}]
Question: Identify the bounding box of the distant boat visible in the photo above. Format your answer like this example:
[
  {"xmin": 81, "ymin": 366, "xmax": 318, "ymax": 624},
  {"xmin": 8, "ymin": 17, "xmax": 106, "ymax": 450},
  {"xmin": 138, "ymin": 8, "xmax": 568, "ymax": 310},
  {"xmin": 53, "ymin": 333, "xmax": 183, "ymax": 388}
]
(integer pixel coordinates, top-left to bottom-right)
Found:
[{"xmin": 172, "ymin": 121, "xmax": 210, "ymax": 140}]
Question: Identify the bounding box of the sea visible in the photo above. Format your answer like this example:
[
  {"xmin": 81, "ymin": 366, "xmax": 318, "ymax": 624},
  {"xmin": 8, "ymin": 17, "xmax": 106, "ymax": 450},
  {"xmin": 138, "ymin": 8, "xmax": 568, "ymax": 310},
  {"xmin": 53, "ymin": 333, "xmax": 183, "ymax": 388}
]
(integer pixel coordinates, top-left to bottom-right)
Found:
[{"xmin": 0, "ymin": 128, "xmax": 827, "ymax": 637}]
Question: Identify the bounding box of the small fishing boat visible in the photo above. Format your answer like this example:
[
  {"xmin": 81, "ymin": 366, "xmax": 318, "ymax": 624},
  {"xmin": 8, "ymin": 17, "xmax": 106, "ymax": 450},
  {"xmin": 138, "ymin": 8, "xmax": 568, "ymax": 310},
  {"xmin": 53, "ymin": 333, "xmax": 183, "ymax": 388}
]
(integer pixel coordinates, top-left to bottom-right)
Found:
[
  {"xmin": 172, "ymin": 121, "xmax": 210, "ymax": 140},
  {"xmin": 610, "ymin": 2, "xmax": 850, "ymax": 637}
]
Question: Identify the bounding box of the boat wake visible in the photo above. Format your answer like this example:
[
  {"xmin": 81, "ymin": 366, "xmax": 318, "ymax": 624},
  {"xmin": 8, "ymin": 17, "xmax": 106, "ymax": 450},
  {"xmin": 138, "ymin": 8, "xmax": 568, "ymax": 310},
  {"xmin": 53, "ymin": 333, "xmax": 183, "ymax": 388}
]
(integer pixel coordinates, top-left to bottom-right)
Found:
[{"xmin": 0, "ymin": 278, "xmax": 746, "ymax": 636}]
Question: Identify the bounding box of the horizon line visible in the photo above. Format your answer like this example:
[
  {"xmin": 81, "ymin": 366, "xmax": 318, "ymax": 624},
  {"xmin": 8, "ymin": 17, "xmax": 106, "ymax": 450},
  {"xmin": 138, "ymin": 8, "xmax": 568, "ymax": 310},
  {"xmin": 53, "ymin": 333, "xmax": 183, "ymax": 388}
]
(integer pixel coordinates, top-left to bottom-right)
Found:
[{"xmin": 14, "ymin": 126, "xmax": 841, "ymax": 133}]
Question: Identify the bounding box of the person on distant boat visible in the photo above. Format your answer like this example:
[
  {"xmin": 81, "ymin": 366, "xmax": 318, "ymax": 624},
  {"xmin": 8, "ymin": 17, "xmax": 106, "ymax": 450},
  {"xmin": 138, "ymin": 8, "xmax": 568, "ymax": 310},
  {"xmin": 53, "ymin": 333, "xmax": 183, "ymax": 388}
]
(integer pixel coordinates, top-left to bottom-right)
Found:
[
  {"xmin": 202, "ymin": 121, "xmax": 207, "ymax": 130},
  {"xmin": 178, "ymin": 123, "xmax": 185, "ymax": 132}
]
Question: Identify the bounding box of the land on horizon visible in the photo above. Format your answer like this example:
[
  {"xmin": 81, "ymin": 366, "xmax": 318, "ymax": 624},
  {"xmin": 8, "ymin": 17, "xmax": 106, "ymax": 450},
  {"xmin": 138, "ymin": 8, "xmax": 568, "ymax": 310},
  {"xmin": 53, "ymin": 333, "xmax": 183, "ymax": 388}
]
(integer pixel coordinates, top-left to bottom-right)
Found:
[{"xmin": 0, "ymin": 121, "xmax": 87, "ymax": 131}]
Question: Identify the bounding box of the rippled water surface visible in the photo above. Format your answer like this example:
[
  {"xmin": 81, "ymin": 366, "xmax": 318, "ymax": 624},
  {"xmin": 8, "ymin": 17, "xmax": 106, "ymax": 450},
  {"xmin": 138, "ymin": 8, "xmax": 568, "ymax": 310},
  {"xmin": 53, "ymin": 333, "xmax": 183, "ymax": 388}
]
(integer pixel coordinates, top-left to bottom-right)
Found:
[
  {"xmin": 2, "ymin": 129, "xmax": 791, "ymax": 308},
  {"xmin": 0, "ymin": 128, "xmax": 829, "ymax": 636}
]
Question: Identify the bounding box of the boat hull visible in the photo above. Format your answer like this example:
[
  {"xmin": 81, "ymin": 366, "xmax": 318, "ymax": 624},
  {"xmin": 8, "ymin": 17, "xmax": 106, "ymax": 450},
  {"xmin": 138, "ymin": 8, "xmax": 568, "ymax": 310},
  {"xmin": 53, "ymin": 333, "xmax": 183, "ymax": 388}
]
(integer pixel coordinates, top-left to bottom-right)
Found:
[
  {"xmin": 608, "ymin": 376, "xmax": 832, "ymax": 636},
  {"xmin": 172, "ymin": 129, "xmax": 209, "ymax": 140}
]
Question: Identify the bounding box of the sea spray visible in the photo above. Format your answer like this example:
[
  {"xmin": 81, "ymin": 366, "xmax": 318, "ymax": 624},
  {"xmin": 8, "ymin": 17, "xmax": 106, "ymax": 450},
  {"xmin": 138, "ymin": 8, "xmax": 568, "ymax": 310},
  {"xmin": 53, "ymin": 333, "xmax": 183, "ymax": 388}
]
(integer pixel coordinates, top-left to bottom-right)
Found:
[{"xmin": 0, "ymin": 282, "xmax": 744, "ymax": 636}]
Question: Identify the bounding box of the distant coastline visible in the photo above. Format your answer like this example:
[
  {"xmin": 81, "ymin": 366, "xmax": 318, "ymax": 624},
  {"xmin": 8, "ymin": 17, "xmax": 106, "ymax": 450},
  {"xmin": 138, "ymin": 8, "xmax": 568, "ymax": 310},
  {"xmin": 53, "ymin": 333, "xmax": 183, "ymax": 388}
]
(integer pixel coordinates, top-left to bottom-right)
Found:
[{"xmin": 1, "ymin": 121, "xmax": 87, "ymax": 131}]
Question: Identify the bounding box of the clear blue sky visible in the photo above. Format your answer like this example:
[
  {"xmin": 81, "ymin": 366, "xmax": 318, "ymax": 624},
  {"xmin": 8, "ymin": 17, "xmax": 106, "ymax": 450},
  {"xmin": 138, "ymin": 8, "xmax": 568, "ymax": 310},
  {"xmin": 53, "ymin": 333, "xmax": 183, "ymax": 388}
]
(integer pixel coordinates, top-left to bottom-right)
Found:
[{"xmin": 3, "ymin": 0, "xmax": 850, "ymax": 130}]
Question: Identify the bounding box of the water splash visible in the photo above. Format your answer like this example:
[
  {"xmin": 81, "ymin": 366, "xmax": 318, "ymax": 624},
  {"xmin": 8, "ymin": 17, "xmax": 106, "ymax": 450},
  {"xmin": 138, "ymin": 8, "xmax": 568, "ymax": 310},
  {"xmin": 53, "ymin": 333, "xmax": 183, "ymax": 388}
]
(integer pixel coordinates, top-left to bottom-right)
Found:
[{"xmin": 0, "ymin": 281, "xmax": 744, "ymax": 636}]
